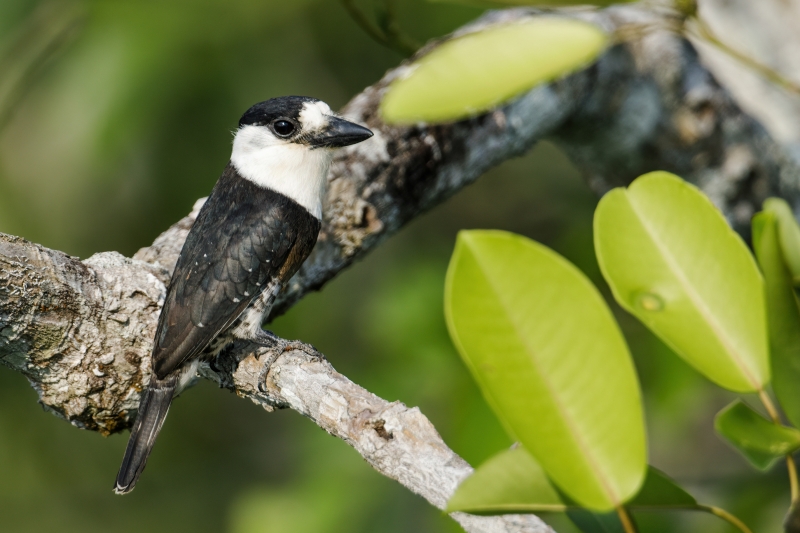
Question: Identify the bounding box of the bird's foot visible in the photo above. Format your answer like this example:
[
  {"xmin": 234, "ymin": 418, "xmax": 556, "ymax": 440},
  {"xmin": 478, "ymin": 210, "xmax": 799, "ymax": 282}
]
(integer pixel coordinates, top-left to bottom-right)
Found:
[
  {"xmin": 253, "ymin": 329, "xmax": 288, "ymax": 394},
  {"xmin": 252, "ymin": 331, "xmax": 323, "ymax": 393},
  {"xmin": 254, "ymin": 329, "xmax": 281, "ymax": 346},
  {"xmin": 256, "ymin": 350, "xmax": 281, "ymax": 394},
  {"xmin": 290, "ymin": 341, "xmax": 324, "ymax": 361},
  {"xmin": 253, "ymin": 329, "xmax": 313, "ymax": 357}
]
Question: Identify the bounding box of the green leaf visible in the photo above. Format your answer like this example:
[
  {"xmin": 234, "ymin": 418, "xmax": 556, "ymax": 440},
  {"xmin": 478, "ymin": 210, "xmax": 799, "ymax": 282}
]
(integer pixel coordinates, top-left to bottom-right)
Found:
[
  {"xmin": 763, "ymin": 198, "xmax": 800, "ymax": 285},
  {"xmin": 447, "ymin": 453, "xmax": 748, "ymax": 532},
  {"xmin": 448, "ymin": 446, "xmax": 696, "ymax": 513},
  {"xmin": 381, "ymin": 18, "xmax": 607, "ymax": 124},
  {"xmin": 594, "ymin": 171, "xmax": 769, "ymax": 392},
  {"xmin": 714, "ymin": 400, "xmax": 800, "ymax": 470},
  {"xmin": 752, "ymin": 209, "xmax": 800, "ymax": 428},
  {"xmin": 566, "ymin": 509, "xmax": 627, "ymax": 533},
  {"xmin": 445, "ymin": 230, "xmax": 646, "ymax": 511},
  {"xmin": 446, "ymin": 446, "xmax": 564, "ymax": 513},
  {"xmin": 629, "ymin": 467, "xmax": 696, "ymax": 508}
]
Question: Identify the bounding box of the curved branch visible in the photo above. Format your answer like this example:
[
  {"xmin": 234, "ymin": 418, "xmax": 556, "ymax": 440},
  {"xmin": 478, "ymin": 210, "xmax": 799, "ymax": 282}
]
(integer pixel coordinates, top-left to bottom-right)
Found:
[
  {"xmin": 205, "ymin": 342, "xmax": 552, "ymax": 533},
  {"xmin": 0, "ymin": 233, "xmax": 552, "ymax": 532}
]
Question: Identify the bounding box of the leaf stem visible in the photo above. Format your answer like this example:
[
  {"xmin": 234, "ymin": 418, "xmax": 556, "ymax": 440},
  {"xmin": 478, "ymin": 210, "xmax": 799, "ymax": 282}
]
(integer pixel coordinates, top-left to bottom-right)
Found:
[
  {"xmin": 375, "ymin": 0, "xmax": 419, "ymax": 56},
  {"xmin": 625, "ymin": 503, "xmax": 753, "ymax": 532},
  {"xmin": 339, "ymin": 0, "xmax": 417, "ymax": 56},
  {"xmin": 788, "ymin": 454, "xmax": 799, "ymax": 505},
  {"xmin": 689, "ymin": 15, "xmax": 800, "ymax": 97},
  {"xmin": 340, "ymin": 0, "xmax": 389, "ymax": 48},
  {"xmin": 758, "ymin": 389, "xmax": 800, "ymax": 504},
  {"xmin": 759, "ymin": 388, "xmax": 782, "ymax": 423},
  {"xmin": 697, "ymin": 505, "xmax": 754, "ymax": 533},
  {"xmin": 616, "ymin": 505, "xmax": 638, "ymax": 533}
]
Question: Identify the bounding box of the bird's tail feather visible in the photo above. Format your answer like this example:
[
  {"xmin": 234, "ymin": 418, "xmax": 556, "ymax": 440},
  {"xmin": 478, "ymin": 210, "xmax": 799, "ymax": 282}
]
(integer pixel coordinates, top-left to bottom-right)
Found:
[{"xmin": 114, "ymin": 377, "xmax": 177, "ymax": 494}]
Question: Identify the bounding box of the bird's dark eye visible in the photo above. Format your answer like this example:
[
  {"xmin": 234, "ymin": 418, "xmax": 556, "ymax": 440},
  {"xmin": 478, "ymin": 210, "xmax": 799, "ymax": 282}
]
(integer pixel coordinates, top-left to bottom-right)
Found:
[{"xmin": 272, "ymin": 120, "xmax": 295, "ymax": 137}]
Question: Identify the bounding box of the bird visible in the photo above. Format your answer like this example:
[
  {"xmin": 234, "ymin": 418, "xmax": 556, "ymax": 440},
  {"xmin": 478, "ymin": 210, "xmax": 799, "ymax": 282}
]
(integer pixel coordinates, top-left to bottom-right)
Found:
[{"xmin": 114, "ymin": 96, "xmax": 373, "ymax": 494}]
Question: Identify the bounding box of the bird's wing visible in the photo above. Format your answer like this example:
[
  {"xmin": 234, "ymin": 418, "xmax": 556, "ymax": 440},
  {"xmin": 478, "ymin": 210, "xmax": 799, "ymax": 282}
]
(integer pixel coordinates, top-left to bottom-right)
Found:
[{"xmin": 150, "ymin": 168, "xmax": 318, "ymax": 379}]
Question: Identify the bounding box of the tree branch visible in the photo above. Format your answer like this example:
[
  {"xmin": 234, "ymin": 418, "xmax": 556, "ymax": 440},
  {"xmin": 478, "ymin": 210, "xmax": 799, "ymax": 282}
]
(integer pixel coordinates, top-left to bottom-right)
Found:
[
  {"xmin": 204, "ymin": 342, "xmax": 551, "ymax": 533},
  {"xmin": 2, "ymin": 3, "xmax": 800, "ymax": 533},
  {"xmin": 0, "ymin": 231, "xmax": 552, "ymax": 533}
]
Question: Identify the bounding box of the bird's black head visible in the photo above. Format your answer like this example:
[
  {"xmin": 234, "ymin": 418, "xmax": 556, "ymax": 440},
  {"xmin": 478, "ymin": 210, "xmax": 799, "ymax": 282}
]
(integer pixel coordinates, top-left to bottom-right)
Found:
[{"xmin": 238, "ymin": 96, "xmax": 372, "ymax": 148}]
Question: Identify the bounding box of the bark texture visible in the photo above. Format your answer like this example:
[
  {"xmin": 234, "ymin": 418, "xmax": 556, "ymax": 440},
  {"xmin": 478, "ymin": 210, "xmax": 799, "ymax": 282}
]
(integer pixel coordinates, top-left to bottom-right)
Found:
[{"xmin": 2, "ymin": 3, "xmax": 799, "ymax": 533}]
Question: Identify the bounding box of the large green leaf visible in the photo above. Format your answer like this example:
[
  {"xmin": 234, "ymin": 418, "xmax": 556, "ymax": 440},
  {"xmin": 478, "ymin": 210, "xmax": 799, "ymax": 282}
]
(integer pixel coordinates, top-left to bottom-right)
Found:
[
  {"xmin": 381, "ymin": 18, "xmax": 607, "ymax": 124},
  {"xmin": 763, "ymin": 198, "xmax": 800, "ymax": 284},
  {"xmin": 752, "ymin": 208, "xmax": 800, "ymax": 427},
  {"xmin": 445, "ymin": 230, "xmax": 646, "ymax": 510},
  {"xmin": 715, "ymin": 400, "xmax": 800, "ymax": 470},
  {"xmin": 446, "ymin": 446, "xmax": 564, "ymax": 513},
  {"xmin": 594, "ymin": 171, "xmax": 769, "ymax": 392}
]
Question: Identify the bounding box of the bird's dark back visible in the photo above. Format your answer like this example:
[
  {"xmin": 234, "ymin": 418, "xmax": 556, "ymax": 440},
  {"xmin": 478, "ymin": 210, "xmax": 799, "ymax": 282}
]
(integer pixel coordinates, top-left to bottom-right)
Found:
[{"xmin": 151, "ymin": 165, "xmax": 321, "ymax": 378}]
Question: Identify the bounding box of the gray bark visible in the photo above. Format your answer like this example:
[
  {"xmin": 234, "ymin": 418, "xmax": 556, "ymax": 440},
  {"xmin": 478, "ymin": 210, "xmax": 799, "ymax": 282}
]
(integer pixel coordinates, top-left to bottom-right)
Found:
[{"xmin": 1, "ymin": 2, "xmax": 799, "ymax": 532}]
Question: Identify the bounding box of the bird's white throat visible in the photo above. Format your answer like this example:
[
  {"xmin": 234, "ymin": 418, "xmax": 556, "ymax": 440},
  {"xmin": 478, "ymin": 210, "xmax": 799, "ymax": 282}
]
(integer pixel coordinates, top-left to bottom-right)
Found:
[{"xmin": 231, "ymin": 125, "xmax": 332, "ymax": 219}]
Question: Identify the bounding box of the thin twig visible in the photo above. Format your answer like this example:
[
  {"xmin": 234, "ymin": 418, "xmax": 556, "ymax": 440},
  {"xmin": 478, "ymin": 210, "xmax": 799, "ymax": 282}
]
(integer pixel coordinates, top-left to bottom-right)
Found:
[
  {"xmin": 789, "ymin": 455, "xmax": 800, "ymax": 505},
  {"xmin": 339, "ymin": 0, "xmax": 417, "ymax": 56},
  {"xmin": 375, "ymin": 0, "xmax": 419, "ymax": 55},
  {"xmin": 0, "ymin": 1, "xmax": 85, "ymax": 131},
  {"xmin": 759, "ymin": 389, "xmax": 782, "ymax": 423},
  {"xmin": 758, "ymin": 389, "xmax": 799, "ymax": 504},
  {"xmin": 340, "ymin": 0, "xmax": 390, "ymax": 49},
  {"xmin": 630, "ymin": 504, "xmax": 754, "ymax": 533},
  {"xmin": 688, "ymin": 15, "xmax": 800, "ymax": 97},
  {"xmin": 698, "ymin": 505, "xmax": 755, "ymax": 533},
  {"xmin": 625, "ymin": 2, "xmax": 800, "ymax": 97},
  {"xmin": 615, "ymin": 505, "xmax": 638, "ymax": 533}
]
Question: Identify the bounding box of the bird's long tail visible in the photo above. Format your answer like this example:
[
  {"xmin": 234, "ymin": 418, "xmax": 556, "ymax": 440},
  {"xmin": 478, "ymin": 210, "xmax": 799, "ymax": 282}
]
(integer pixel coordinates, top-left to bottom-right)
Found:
[{"xmin": 114, "ymin": 376, "xmax": 177, "ymax": 494}]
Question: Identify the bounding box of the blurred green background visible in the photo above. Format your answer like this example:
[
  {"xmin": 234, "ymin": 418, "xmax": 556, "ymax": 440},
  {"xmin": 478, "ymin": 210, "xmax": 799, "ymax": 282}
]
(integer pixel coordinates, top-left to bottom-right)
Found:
[{"xmin": 0, "ymin": 1, "xmax": 790, "ymax": 531}]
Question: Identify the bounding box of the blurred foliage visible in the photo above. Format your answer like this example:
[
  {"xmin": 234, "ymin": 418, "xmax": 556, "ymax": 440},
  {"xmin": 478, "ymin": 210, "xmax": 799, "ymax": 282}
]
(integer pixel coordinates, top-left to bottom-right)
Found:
[
  {"xmin": 715, "ymin": 400, "xmax": 800, "ymax": 471},
  {"xmin": 380, "ymin": 18, "xmax": 607, "ymax": 123},
  {"xmin": 0, "ymin": 0, "xmax": 791, "ymax": 532}
]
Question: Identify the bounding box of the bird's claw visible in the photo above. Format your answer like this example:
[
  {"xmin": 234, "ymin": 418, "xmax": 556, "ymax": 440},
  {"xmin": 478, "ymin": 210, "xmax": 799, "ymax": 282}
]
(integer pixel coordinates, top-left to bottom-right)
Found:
[
  {"xmin": 256, "ymin": 348, "xmax": 281, "ymax": 394},
  {"xmin": 251, "ymin": 330, "xmax": 280, "ymax": 393}
]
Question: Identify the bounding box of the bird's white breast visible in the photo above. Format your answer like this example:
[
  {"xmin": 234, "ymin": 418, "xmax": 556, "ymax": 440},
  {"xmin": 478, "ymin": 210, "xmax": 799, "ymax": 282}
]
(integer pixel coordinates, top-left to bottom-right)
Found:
[{"xmin": 230, "ymin": 125, "xmax": 332, "ymax": 219}]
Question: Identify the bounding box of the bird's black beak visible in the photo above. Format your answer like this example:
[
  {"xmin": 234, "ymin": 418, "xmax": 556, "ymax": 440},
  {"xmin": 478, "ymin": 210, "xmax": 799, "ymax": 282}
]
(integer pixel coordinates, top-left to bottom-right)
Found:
[{"xmin": 311, "ymin": 116, "xmax": 373, "ymax": 148}]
